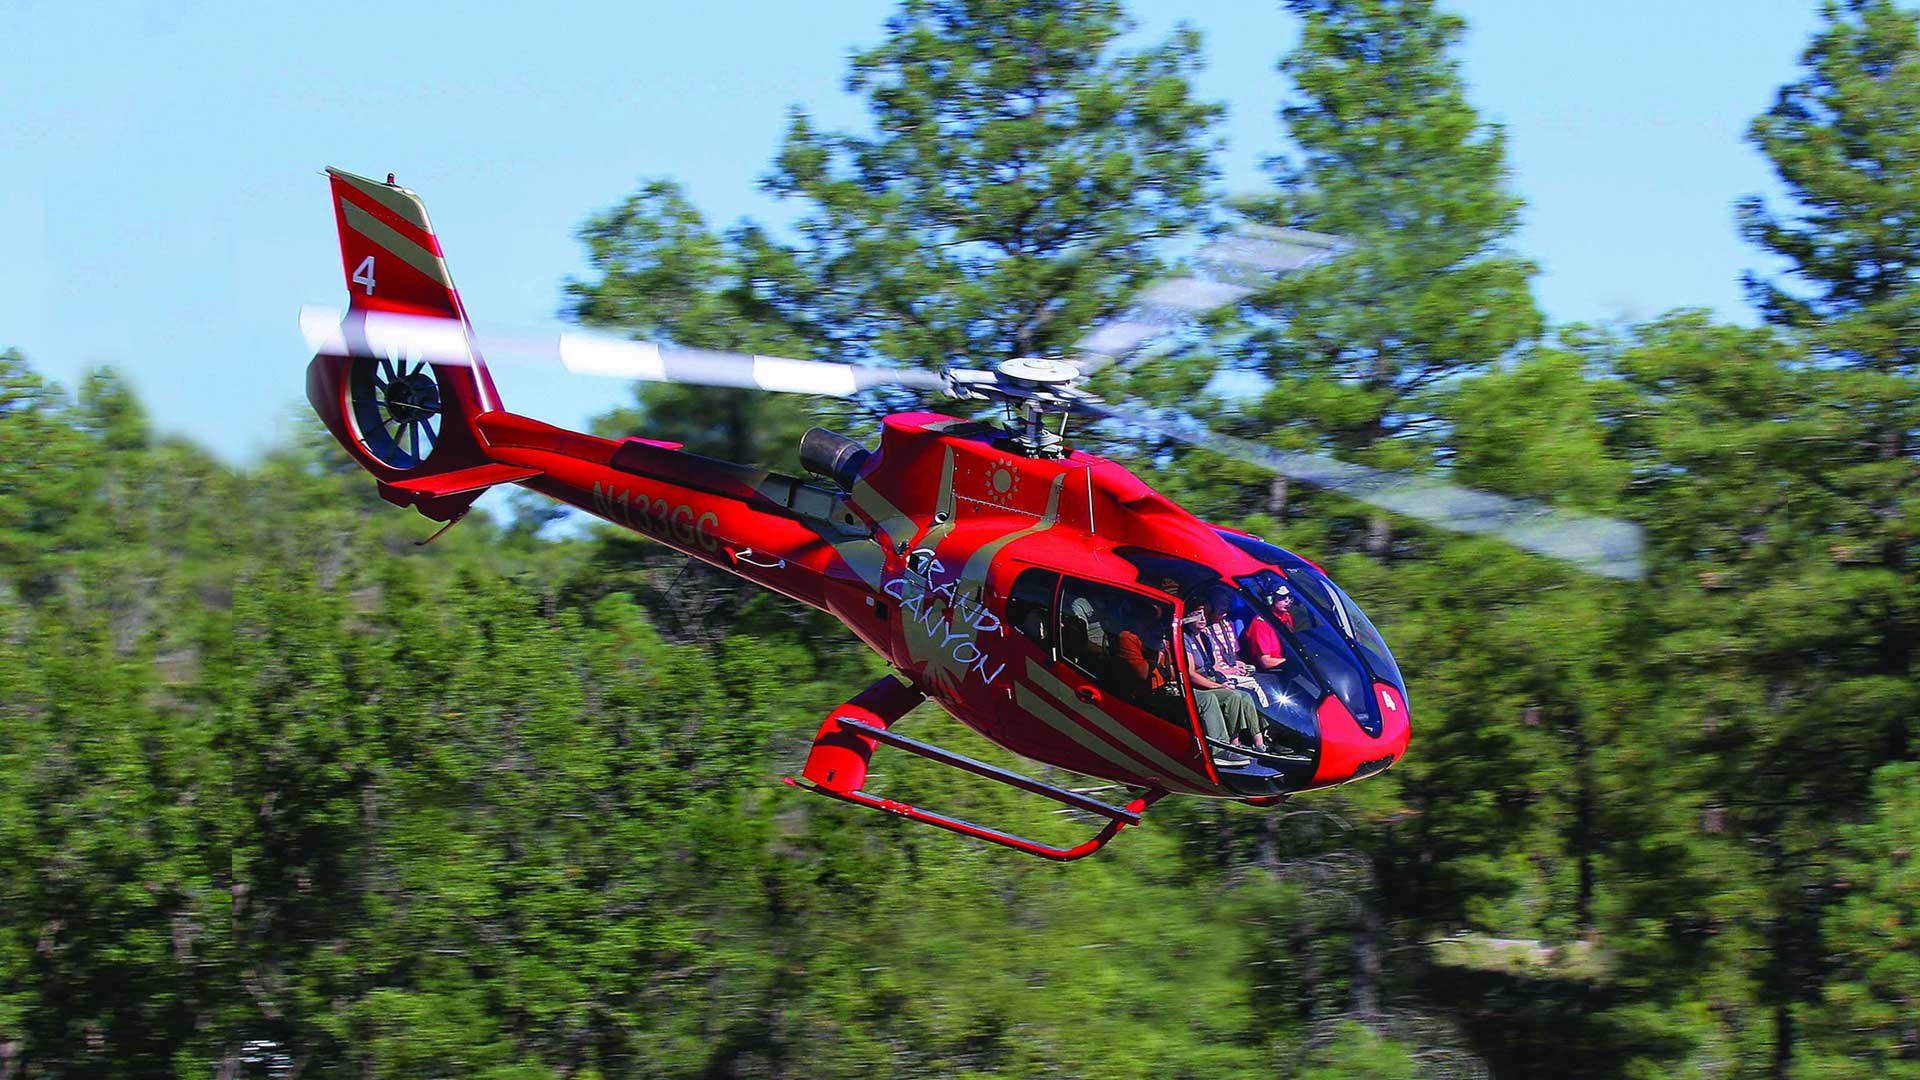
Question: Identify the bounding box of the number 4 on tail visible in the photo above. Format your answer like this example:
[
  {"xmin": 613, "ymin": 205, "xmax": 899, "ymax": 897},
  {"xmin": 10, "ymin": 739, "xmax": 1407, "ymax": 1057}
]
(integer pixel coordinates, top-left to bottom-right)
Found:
[{"xmin": 352, "ymin": 255, "xmax": 376, "ymax": 295}]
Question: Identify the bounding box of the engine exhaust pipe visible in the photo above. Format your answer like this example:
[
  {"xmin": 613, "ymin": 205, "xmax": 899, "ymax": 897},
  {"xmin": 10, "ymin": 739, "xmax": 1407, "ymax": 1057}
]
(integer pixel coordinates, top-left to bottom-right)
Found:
[{"xmin": 799, "ymin": 427, "xmax": 872, "ymax": 491}]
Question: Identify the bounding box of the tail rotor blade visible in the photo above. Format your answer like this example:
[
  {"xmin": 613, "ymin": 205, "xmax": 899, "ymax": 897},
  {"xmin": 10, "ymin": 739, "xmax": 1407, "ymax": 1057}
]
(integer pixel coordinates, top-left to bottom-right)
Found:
[{"xmin": 1083, "ymin": 398, "xmax": 1646, "ymax": 581}]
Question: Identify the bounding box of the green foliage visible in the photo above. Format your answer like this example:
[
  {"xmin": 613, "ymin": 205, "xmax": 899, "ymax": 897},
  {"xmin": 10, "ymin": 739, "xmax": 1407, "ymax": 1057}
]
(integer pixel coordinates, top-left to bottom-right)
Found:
[
  {"xmin": 1298, "ymin": 1022, "xmax": 1420, "ymax": 1080},
  {"xmin": 1731, "ymin": 5, "xmax": 1920, "ymax": 1072},
  {"xmin": 1238, "ymin": 0, "xmax": 1542, "ymax": 466},
  {"xmin": 763, "ymin": 0, "xmax": 1222, "ymax": 367},
  {"xmin": 1738, "ymin": 0, "xmax": 1920, "ymax": 372},
  {"xmin": 1793, "ymin": 762, "xmax": 1920, "ymax": 1079}
]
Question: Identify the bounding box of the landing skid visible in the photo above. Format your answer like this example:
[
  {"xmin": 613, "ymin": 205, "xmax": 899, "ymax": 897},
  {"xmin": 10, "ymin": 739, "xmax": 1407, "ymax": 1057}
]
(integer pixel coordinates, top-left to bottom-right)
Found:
[{"xmin": 785, "ymin": 677, "xmax": 1165, "ymax": 861}]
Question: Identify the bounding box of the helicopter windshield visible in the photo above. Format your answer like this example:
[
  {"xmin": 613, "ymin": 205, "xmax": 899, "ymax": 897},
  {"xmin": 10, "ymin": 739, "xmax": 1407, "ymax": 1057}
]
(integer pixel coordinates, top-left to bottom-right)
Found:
[
  {"xmin": 1215, "ymin": 533, "xmax": 1352, "ymax": 632},
  {"xmin": 1330, "ymin": 582, "xmax": 1402, "ymax": 687}
]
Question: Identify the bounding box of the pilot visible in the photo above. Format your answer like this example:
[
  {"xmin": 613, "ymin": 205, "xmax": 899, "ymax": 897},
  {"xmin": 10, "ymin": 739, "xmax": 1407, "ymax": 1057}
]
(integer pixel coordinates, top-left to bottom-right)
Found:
[{"xmin": 1242, "ymin": 583, "xmax": 1296, "ymax": 672}]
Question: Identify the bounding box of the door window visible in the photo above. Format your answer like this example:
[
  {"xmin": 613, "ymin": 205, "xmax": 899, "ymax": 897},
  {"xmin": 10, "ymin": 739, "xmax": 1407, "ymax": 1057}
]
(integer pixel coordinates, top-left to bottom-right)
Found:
[
  {"xmin": 1057, "ymin": 578, "xmax": 1183, "ymax": 721},
  {"xmin": 1006, "ymin": 567, "xmax": 1060, "ymax": 650}
]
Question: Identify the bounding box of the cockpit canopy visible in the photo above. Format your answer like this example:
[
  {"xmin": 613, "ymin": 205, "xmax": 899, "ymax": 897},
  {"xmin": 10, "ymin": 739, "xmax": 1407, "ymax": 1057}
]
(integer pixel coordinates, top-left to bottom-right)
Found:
[
  {"xmin": 1003, "ymin": 532, "xmax": 1404, "ymax": 798},
  {"xmin": 1111, "ymin": 535, "xmax": 1407, "ymax": 742}
]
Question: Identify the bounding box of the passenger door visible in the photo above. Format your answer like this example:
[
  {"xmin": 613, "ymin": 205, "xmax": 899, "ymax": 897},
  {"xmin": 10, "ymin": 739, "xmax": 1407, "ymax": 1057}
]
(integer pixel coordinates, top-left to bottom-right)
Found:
[{"xmin": 1052, "ymin": 577, "xmax": 1192, "ymax": 730}]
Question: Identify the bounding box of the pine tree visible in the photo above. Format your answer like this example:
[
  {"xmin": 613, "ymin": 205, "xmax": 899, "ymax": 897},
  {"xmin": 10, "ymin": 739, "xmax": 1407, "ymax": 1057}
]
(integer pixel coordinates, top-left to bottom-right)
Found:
[
  {"xmin": 1161, "ymin": 0, "xmax": 1546, "ymax": 1046},
  {"xmin": 1793, "ymin": 762, "xmax": 1920, "ymax": 1079},
  {"xmin": 762, "ymin": 0, "xmax": 1221, "ymax": 367},
  {"xmin": 567, "ymin": 0, "xmax": 1223, "ymax": 465},
  {"xmin": 1734, "ymin": 6, "xmax": 1920, "ymax": 1071},
  {"xmin": 1738, "ymin": 0, "xmax": 1920, "ymax": 373},
  {"xmin": 1238, "ymin": 0, "xmax": 1541, "ymax": 531}
]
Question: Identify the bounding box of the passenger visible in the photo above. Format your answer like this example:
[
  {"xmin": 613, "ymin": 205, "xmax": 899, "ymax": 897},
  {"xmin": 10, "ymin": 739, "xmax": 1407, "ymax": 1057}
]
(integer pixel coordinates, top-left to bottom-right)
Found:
[
  {"xmin": 1193, "ymin": 584, "xmax": 1275, "ymax": 710},
  {"xmin": 1062, "ymin": 590, "xmax": 1111, "ymax": 671},
  {"xmin": 1242, "ymin": 583, "xmax": 1296, "ymax": 672},
  {"xmin": 1112, "ymin": 599, "xmax": 1174, "ymax": 701},
  {"xmin": 1198, "ymin": 586, "xmax": 1260, "ymax": 686},
  {"xmin": 1182, "ymin": 595, "xmax": 1267, "ymax": 764},
  {"xmin": 1018, "ymin": 607, "xmax": 1048, "ymax": 645}
]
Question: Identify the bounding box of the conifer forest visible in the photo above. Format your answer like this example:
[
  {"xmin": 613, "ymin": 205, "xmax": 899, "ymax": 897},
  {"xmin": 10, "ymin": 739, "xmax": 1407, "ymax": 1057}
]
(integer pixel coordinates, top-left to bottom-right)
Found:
[{"xmin": 4, "ymin": 1, "xmax": 1919, "ymax": 1076}]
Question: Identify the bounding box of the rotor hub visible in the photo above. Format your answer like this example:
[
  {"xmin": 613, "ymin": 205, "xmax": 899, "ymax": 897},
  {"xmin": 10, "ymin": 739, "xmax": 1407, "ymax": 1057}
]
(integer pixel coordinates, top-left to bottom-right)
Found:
[
  {"xmin": 384, "ymin": 370, "xmax": 440, "ymax": 421},
  {"xmin": 938, "ymin": 356, "xmax": 1095, "ymax": 459},
  {"xmin": 996, "ymin": 355, "xmax": 1079, "ymax": 386}
]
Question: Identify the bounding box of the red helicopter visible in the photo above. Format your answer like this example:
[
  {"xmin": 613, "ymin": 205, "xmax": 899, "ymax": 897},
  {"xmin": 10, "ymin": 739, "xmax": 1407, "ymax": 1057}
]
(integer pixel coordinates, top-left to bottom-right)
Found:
[{"xmin": 303, "ymin": 168, "xmax": 1641, "ymax": 860}]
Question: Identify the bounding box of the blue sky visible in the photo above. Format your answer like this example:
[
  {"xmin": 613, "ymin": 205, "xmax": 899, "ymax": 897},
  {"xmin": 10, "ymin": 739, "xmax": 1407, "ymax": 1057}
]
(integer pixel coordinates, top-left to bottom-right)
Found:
[{"xmin": 2, "ymin": 1, "xmax": 1822, "ymax": 464}]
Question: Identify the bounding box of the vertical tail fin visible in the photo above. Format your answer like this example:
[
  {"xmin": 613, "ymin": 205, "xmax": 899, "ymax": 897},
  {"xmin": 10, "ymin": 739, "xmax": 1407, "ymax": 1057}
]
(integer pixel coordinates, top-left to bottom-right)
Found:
[
  {"xmin": 308, "ymin": 169, "xmax": 522, "ymax": 522},
  {"xmin": 324, "ymin": 167, "xmax": 502, "ymax": 412}
]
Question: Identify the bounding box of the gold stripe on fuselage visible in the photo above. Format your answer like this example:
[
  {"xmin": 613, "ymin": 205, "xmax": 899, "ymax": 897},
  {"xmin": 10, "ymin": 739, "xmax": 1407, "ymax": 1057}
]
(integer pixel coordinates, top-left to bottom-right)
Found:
[{"xmin": 1021, "ymin": 657, "xmax": 1215, "ymax": 791}]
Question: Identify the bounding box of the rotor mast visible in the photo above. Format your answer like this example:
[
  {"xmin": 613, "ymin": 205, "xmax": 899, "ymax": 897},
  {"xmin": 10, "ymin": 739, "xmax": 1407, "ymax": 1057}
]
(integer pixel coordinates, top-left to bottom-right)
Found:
[{"xmin": 949, "ymin": 356, "xmax": 1090, "ymax": 459}]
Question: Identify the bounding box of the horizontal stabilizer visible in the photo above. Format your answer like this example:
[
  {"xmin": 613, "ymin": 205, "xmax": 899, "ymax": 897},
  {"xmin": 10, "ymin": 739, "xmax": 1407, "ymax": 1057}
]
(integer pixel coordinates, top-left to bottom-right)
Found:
[{"xmin": 381, "ymin": 462, "xmax": 543, "ymax": 497}]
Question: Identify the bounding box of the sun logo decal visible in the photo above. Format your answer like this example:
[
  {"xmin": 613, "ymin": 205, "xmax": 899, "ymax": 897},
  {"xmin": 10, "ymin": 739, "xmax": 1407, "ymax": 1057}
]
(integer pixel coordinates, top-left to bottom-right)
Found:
[{"xmin": 984, "ymin": 456, "xmax": 1023, "ymax": 506}]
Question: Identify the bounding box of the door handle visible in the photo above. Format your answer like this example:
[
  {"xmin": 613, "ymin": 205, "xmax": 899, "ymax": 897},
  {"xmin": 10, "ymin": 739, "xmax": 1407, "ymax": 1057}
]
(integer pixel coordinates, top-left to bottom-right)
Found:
[{"xmin": 1075, "ymin": 686, "xmax": 1100, "ymax": 705}]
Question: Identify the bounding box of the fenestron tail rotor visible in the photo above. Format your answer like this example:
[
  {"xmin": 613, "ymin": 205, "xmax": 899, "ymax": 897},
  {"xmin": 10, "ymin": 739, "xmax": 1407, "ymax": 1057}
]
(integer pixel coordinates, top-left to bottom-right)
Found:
[{"xmin": 348, "ymin": 352, "xmax": 443, "ymax": 470}]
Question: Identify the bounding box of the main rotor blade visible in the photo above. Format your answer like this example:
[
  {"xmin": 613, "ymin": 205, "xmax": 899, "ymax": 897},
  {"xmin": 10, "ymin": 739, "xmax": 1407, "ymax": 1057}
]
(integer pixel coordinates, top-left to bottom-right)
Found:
[
  {"xmin": 299, "ymin": 306, "xmax": 947, "ymax": 398},
  {"xmin": 1083, "ymin": 398, "xmax": 1646, "ymax": 581},
  {"xmin": 1073, "ymin": 225, "xmax": 1348, "ymax": 377}
]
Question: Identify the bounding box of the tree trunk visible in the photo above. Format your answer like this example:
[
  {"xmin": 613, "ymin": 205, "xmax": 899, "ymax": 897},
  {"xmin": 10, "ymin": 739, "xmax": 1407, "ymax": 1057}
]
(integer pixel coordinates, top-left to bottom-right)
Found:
[
  {"xmin": 1366, "ymin": 513, "xmax": 1391, "ymax": 561},
  {"xmin": 1351, "ymin": 882, "xmax": 1384, "ymax": 1022},
  {"xmin": 1572, "ymin": 717, "xmax": 1595, "ymax": 932},
  {"xmin": 1257, "ymin": 812, "xmax": 1281, "ymax": 875},
  {"xmin": 1267, "ymin": 476, "xmax": 1290, "ymax": 521},
  {"xmin": 1876, "ymin": 429, "xmax": 1912, "ymax": 761},
  {"xmin": 1769, "ymin": 909, "xmax": 1795, "ymax": 1080}
]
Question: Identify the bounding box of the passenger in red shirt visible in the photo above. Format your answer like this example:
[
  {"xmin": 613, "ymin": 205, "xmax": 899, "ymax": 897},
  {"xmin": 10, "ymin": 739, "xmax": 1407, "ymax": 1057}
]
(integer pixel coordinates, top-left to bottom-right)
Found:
[{"xmin": 1242, "ymin": 584, "xmax": 1296, "ymax": 672}]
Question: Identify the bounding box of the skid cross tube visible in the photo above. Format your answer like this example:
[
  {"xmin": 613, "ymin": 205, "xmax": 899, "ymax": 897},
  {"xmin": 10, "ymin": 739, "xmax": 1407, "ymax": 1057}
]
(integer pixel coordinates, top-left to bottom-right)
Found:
[{"xmin": 786, "ymin": 778, "xmax": 1163, "ymax": 861}]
